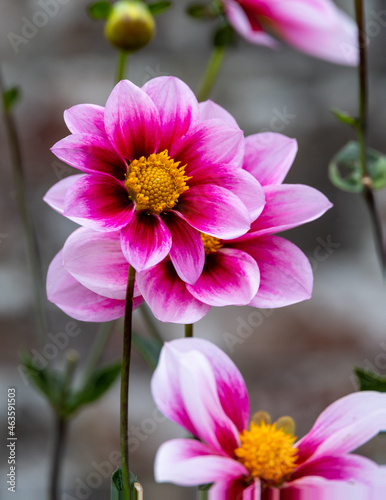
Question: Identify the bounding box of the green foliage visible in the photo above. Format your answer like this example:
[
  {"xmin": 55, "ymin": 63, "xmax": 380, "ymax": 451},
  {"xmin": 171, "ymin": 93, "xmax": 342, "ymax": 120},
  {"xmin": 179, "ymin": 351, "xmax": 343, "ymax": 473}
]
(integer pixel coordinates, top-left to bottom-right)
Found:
[
  {"xmin": 132, "ymin": 332, "xmax": 162, "ymax": 370},
  {"xmin": 3, "ymin": 86, "xmax": 20, "ymax": 112},
  {"xmin": 187, "ymin": 3, "xmax": 217, "ymax": 19},
  {"xmin": 213, "ymin": 24, "xmax": 235, "ymax": 47},
  {"xmin": 89, "ymin": 1, "xmax": 112, "ymax": 20},
  {"xmin": 354, "ymin": 367, "xmax": 386, "ymax": 392},
  {"xmin": 111, "ymin": 468, "xmax": 142, "ymax": 498},
  {"xmin": 148, "ymin": 1, "xmax": 172, "ymax": 15},
  {"xmin": 331, "ymin": 108, "xmax": 357, "ymax": 128},
  {"xmin": 329, "ymin": 141, "xmax": 386, "ymax": 193}
]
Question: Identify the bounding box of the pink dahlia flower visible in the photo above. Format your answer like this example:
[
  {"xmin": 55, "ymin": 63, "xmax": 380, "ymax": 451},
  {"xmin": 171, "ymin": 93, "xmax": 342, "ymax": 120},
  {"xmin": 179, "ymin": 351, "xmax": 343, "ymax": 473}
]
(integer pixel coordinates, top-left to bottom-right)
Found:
[
  {"xmin": 136, "ymin": 101, "xmax": 332, "ymax": 323},
  {"xmin": 223, "ymin": 0, "xmax": 358, "ymax": 65},
  {"xmin": 45, "ymin": 77, "xmax": 264, "ymax": 282},
  {"xmin": 152, "ymin": 338, "xmax": 386, "ymax": 498}
]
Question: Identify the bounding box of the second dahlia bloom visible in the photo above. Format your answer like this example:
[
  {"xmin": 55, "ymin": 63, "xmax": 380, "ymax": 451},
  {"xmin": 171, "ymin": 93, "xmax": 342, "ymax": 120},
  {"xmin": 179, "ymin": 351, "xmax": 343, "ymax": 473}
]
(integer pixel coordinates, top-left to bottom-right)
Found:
[
  {"xmin": 45, "ymin": 77, "xmax": 264, "ymax": 281},
  {"xmin": 152, "ymin": 339, "xmax": 386, "ymax": 499}
]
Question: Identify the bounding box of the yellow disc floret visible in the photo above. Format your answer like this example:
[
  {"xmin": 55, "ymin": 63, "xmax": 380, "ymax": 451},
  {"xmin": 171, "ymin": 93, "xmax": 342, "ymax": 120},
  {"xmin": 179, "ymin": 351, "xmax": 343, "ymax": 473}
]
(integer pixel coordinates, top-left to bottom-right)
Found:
[
  {"xmin": 235, "ymin": 420, "xmax": 298, "ymax": 487},
  {"xmin": 125, "ymin": 150, "xmax": 190, "ymax": 214},
  {"xmin": 200, "ymin": 233, "xmax": 223, "ymax": 254}
]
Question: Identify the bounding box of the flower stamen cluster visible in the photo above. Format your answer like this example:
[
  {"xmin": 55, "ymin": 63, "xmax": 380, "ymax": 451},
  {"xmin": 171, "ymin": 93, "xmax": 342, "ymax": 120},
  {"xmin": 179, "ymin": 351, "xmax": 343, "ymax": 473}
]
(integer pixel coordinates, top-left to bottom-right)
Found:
[{"xmin": 200, "ymin": 233, "xmax": 223, "ymax": 254}]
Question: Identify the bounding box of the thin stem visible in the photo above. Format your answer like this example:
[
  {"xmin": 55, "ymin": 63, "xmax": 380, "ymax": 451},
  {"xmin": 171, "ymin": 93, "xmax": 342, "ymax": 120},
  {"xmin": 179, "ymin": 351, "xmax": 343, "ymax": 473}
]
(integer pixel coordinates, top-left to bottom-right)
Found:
[
  {"xmin": 120, "ymin": 265, "xmax": 136, "ymax": 496},
  {"xmin": 197, "ymin": 45, "xmax": 226, "ymax": 102},
  {"xmin": 49, "ymin": 416, "xmax": 67, "ymax": 500},
  {"xmin": 82, "ymin": 321, "xmax": 114, "ymax": 383},
  {"xmin": 0, "ymin": 70, "xmax": 47, "ymax": 347},
  {"xmin": 139, "ymin": 304, "xmax": 163, "ymax": 343},
  {"xmin": 185, "ymin": 324, "xmax": 193, "ymax": 338},
  {"xmin": 116, "ymin": 51, "xmax": 128, "ymax": 84},
  {"xmin": 354, "ymin": 0, "xmax": 385, "ymax": 270}
]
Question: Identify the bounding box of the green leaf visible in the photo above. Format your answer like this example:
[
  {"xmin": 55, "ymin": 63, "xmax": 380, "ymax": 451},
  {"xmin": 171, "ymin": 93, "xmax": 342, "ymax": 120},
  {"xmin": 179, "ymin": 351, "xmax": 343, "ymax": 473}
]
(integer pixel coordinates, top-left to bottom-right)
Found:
[
  {"xmin": 187, "ymin": 3, "xmax": 217, "ymax": 19},
  {"xmin": 65, "ymin": 362, "xmax": 121, "ymax": 415},
  {"xmin": 213, "ymin": 24, "xmax": 235, "ymax": 48},
  {"xmin": 354, "ymin": 367, "xmax": 386, "ymax": 392},
  {"xmin": 329, "ymin": 141, "xmax": 386, "ymax": 193},
  {"xmin": 132, "ymin": 332, "xmax": 162, "ymax": 370},
  {"xmin": 89, "ymin": 1, "xmax": 112, "ymax": 20},
  {"xmin": 3, "ymin": 86, "xmax": 20, "ymax": 112},
  {"xmin": 148, "ymin": 1, "xmax": 172, "ymax": 15},
  {"xmin": 111, "ymin": 468, "xmax": 142, "ymax": 498},
  {"xmin": 331, "ymin": 108, "xmax": 357, "ymax": 127}
]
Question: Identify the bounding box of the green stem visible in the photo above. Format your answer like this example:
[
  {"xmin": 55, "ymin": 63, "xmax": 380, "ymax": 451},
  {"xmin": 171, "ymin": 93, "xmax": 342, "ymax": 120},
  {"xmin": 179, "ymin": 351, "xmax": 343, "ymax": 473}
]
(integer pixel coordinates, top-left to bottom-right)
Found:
[
  {"xmin": 197, "ymin": 45, "xmax": 226, "ymax": 102},
  {"xmin": 0, "ymin": 70, "xmax": 47, "ymax": 347},
  {"xmin": 185, "ymin": 324, "xmax": 193, "ymax": 338},
  {"xmin": 120, "ymin": 265, "xmax": 136, "ymax": 496},
  {"xmin": 82, "ymin": 321, "xmax": 114, "ymax": 384},
  {"xmin": 116, "ymin": 51, "xmax": 129, "ymax": 84},
  {"xmin": 354, "ymin": 0, "xmax": 385, "ymax": 270},
  {"xmin": 49, "ymin": 416, "xmax": 67, "ymax": 500},
  {"xmin": 139, "ymin": 304, "xmax": 163, "ymax": 343}
]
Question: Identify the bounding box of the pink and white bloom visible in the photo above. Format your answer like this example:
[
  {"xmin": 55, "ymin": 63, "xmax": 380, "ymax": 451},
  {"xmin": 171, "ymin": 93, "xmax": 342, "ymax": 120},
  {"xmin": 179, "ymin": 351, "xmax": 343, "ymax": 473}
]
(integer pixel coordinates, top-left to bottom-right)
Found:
[
  {"xmin": 223, "ymin": 0, "xmax": 358, "ymax": 65},
  {"xmin": 152, "ymin": 338, "xmax": 386, "ymax": 499},
  {"xmin": 45, "ymin": 76, "xmax": 264, "ymax": 281}
]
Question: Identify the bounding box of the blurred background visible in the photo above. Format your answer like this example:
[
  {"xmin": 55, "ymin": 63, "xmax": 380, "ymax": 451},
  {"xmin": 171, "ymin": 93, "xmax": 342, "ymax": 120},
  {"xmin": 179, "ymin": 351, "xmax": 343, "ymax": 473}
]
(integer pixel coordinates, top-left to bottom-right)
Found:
[{"xmin": 1, "ymin": 0, "xmax": 385, "ymax": 498}]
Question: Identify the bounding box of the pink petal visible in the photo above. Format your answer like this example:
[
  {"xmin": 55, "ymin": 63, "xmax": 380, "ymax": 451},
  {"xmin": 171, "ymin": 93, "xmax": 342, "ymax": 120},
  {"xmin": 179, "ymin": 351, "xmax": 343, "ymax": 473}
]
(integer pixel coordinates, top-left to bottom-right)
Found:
[
  {"xmin": 296, "ymin": 392, "xmax": 386, "ymax": 465},
  {"xmin": 233, "ymin": 235, "xmax": 313, "ymax": 308},
  {"xmin": 62, "ymin": 227, "xmax": 129, "ymax": 300},
  {"xmin": 187, "ymin": 248, "xmax": 260, "ymax": 307},
  {"xmin": 162, "ymin": 211, "xmax": 205, "ymax": 285},
  {"xmin": 155, "ymin": 338, "xmax": 250, "ymax": 434},
  {"xmin": 282, "ymin": 475, "xmax": 371, "ymax": 500},
  {"xmin": 199, "ymin": 100, "xmax": 240, "ymax": 129},
  {"xmin": 137, "ymin": 260, "xmax": 210, "ymax": 323},
  {"xmin": 155, "ymin": 439, "xmax": 247, "ymax": 487},
  {"xmin": 64, "ymin": 173, "xmax": 135, "ymax": 231},
  {"xmin": 209, "ymin": 480, "xmax": 260, "ymax": 500},
  {"xmin": 151, "ymin": 344, "xmax": 242, "ymax": 454},
  {"xmin": 142, "ymin": 76, "xmax": 199, "ymax": 151},
  {"xmin": 250, "ymin": 185, "xmax": 332, "ymax": 236},
  {"xmin": 224, "ymin": 0, "xmax": 279, "ymax": 48},
  {"xmin": 243, "ymin": 133, "xmax": 298, "ymax": 186},
  {"xmin": 179, "ymin": 185, "xmax": 251, "ymax": 239},
  {"xmin": 47, "ymin": 250, "xmax": 127, "ymax": 322},
  {"xmin": 170, "ymin": 119, "xmax": 245, "ymax": 175},
  {"xmin": 51, "ymin": 133, "xmax": 127, "ymax": 179},
  {"xmin": 64, "ymin": 104, "xmax": 105, "ymax": 135},
  {"xmin": 43, "ymin": 175, "xmax": 84, "ymax": 215},
  {"xmin": 120, "ymin": 212, "xmax": 172, "ymax": 272},
  {"xmin": 104, "ymin": 80, "xmax": 161, "ymax": 161}
]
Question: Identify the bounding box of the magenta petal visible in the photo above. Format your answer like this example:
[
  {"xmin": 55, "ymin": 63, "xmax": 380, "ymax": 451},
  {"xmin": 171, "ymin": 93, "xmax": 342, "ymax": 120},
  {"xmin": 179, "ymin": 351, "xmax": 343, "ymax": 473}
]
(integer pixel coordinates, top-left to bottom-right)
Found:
[
  {"xmin": 51, "ymin": 133, "xmax": 127, "ymax": 179},
  {"xmin": 104, "ymin": 79, "xmax": 161, "ymax": 161},
  {"xmin": 250, "ymin": 184, "xmax": 333, "ymax": 236},
  {"xmin": 62, "ymin": 227, "xmax": 129, "ymax": 300},
  {"xmin": 296, "ymin": 392, "xmax": 386, "ymax": 464},
  {"xmin": 187, "ymin": 248, "xmax": 260, "ymax": 307},
  {"xmin": 64, "ymin": 104, "xmax": 105, "ymax": 135},
  {"xmin": 137, "ymin": 260, "xmax": 210, "ymax": 324},
  {"xmin": 43, "ymin": 175, "xmax": 84, "ymax": 214},
  {"xmin": 151, "ymin": 342, "xmax": 243, "ymax": 454},
  {"xmin": 64, "ymin": 173, "xmax": 134, "ymax": 231},
  {"xmin": 199, "ymin": 100, "xmax": 240, "ymax": 129},
  {"xmin": 233, "ymin": 235, "xmax": 313, "ymax": 308},
  {"xmin": 155, "ymin": 439, "xmax": 247, "ymax": 487},
  {"xmin": 142, "ymin": 76, "xmax": 199, "ymax": 150},
  {"xmin": 154, "ymin": 338, "xmax": 250, "ymax": 433},
  {"xmin": 243, "ymin": 133, "xmax": 298, "ymax": 186},
  {"xmin": 179, "ymin": 185, "xmax": 251, "ymax": 239},
  {"xmin": 120, "ymin": 212, "xmax": 171, "ymax": 272},
  {"xmin": 282, "ymin": 475, "xmax": 370, "ymax": 499},
  {"xmin": 162, "ymin": 212, "xmax": 205, "ymax": 285},
  {"xmin": 47, "ymin": 250, "xmax": 127, "ymax": 322}
]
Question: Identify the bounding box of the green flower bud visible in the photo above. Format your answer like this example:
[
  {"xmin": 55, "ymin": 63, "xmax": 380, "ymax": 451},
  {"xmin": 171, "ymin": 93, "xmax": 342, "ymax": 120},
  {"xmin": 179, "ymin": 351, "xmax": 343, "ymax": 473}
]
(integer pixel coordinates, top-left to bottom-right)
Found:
[{"xmin": 105, "ymin": 1, "xmax": 155, "ymax": 52}]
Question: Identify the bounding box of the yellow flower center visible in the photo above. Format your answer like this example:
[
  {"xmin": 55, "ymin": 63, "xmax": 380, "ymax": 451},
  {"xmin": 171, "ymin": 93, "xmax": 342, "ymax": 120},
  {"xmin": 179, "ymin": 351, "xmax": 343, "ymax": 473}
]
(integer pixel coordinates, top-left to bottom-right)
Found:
[
  {"xmin": 235, "ymin": 414, "xmax": 298, "ymax": 487},
  {"xmin": 125, "ymin": 150, "xmax": 190, "ymax": 214},
  {"xmin": 200, "ymin": 233, "xmax": 223, "ymax": 254}
]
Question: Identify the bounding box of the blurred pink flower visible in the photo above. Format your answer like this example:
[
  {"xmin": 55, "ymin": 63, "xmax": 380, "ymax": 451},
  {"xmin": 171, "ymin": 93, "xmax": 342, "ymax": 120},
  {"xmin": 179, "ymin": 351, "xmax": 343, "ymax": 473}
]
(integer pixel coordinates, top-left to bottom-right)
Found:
[
  {"xmin": 152, "ymin": 338, "xmax": 386, "ymax": 499},
  {"xmin": 223, "ymin": 0, "xmax": 358, "ymax": 65},
  {"xmin": 45, "ymin": 76, "xmax": 264, "ymax": 279}
]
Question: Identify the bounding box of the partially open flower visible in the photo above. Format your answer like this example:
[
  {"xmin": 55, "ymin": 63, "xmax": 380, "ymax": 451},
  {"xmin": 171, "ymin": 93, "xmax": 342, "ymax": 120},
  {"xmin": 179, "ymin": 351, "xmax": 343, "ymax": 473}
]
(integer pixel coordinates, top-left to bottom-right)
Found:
[{"xmin": 105, "ymin": 1, "xmax": 155, "ymax": 51}]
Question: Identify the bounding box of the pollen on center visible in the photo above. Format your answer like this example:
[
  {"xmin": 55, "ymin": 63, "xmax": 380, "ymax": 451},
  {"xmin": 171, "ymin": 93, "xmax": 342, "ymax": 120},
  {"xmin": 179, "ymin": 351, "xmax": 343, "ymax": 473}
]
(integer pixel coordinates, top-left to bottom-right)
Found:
[
  {"xmin": 200, "ymin": 233, "xmax": 223, "ymax": 254},
  {"xmin": 125, "ymin": 150, "xmax": 190, "ymax": 214}
]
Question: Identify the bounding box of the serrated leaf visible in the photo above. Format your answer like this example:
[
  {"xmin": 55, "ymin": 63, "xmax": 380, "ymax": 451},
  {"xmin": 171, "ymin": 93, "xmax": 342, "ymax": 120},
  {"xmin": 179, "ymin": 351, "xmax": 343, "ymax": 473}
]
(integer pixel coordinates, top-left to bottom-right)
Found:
[
  {"xmin": 213, "ymin": 24, "xmax": 235, "ymax": 47},
  {"xmin": 329, "ymin": 141, "xmax": 386, "ymax": 193},
  {"xmin": 187, "ymin": 3, "xmax": 217, "ymax": 19},
  {"xmin": 132, "ymin": 332, "xmax": 162, "ymax": 370},
  {"xmin": 355, "ymin": 367, "xmax": 386, "ymax": 392},
  {"xmin": 148, "ymin": 1, "xmax": 172, "ymax": 15},
  {"xmin": 111, "ymin": 468, "xmax": 142, "ymax": 498},
  {"xmin": 331, "ymin": 108, "xmax": 357, "ymax": 127},
  {"xmin": 3, "ymin": 86, "xmax": 20, "ymax": 112},
  {"xmin": 65, "ymin": 362, "xmax": 121, "ymax": 415},
  {"xmin": 89, "ymin": 1, "xmax": 112, "ymax": 20}
]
